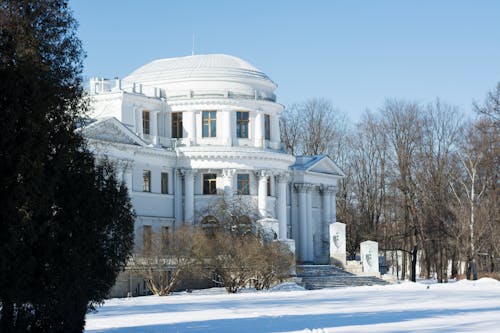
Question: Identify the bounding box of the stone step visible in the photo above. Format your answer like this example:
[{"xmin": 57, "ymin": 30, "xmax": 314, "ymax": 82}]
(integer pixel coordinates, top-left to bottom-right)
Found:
[{"xmin": 296, "ymin": 264, "xmax": 389, "ymax": 290}]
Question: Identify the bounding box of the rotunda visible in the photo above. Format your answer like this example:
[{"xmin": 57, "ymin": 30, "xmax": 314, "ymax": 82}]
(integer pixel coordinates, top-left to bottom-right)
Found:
[{"xmin": 84, "ymin": 54, "xmax": 343, "ymax": 296}]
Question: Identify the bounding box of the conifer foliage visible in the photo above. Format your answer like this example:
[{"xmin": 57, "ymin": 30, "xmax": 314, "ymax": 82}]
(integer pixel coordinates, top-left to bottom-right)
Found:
[{"xmin": 0, "ymin": 1, "xmax": 134, "ymax": 332}]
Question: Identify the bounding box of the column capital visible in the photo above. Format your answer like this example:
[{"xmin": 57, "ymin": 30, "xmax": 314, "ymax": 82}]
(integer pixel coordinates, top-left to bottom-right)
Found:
[
  {"xmin": 254, "ymin": 169, "xmax": 271, "ymax": 179},
  {"xmin": 277, "ymin": 172, "xmax": 291, "ymax": 183},
  {"xmin": 294, "ymin": 183, "xmax": 312, "ymax": 193},
  {"xmin": 222, "ymin": 168, "xmax": 236, "ymax": 178},
  {"xmin": 320, "ymin": 185, "xmax": 337, "ymax": 195},
  {"xmin": 179, "ymin": 168, "xmax": 195, "ymax": 178}
]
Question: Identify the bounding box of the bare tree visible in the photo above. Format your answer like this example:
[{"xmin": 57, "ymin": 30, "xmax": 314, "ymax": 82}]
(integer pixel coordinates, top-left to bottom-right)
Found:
[
  {"xmin": 281, "ymin": 98, "xmax": 346, "ymax": 156},
  {"xmin": 450, "ymin": 121, "xmax": 497, "ymax": 280},
  {"xmin": 132, "ymin": 225, "xmax": 205, "ymax": 295},
  {"xmin": 381, "ymin": 99, "xmax": 424, "ymax": 282}
]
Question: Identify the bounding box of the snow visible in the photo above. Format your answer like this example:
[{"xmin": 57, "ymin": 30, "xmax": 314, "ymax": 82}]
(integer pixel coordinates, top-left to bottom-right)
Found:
[{"xmin": 85, "ymin": 279, "xmax": 500, "ymax": 333}]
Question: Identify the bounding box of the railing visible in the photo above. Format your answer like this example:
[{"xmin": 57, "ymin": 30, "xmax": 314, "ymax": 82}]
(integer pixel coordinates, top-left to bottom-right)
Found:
[{"xmin": 88, "ymin": 77, "xmax": 276, "ymax": 102}]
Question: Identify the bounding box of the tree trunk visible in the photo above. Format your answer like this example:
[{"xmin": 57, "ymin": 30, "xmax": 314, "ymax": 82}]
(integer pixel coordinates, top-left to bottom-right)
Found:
[
  {"xmin": 401, "ymin": 249, "xmax": 407, "ymax": 280},
  {"xmin": 411, "ymin": 246, "xmax": 417, "ymax": 282}
]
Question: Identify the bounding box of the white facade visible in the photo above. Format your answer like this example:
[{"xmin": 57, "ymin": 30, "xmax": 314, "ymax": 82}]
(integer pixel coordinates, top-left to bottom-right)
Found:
[{"xmin": 82, "ymin": 54, "xmax": 344, "ymax": 269}]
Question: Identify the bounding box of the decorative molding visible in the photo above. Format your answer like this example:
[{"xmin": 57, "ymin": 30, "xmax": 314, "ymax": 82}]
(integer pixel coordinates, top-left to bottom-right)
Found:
[
  {"xmin": 276, "ymin": 171, "xmax": 291, "ymax": 183},
  {"xmin": 168, "ymin": 98, "xmax": 283, "ymax": 114},
  {"xmin": 294, "ymin": 183, "xmax": 312, "ymax": 193},
  {"xmin": 222, "ymin": 168, "xmax": 236, "ymax": 178},
  {"xmin": 320, "ymin": 185, "xmax": 338, "ymax": 195}
]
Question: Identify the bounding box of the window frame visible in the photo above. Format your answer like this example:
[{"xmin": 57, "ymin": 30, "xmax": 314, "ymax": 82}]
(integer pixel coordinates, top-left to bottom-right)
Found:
[
  {"xmin": 202, "ymin": 173, "xmax": 217, "ymax": 195},
  {"xmin": 143, "ymin": 170, "xmax": 151, "ymax": 192},
  {"xmin": 237, "ymin": 174, "xmax": 250, "ymax": 195},
  {"xmin": 267, "ymin": 176, "xmax": 272, "ymax": 196},
  {"xmin": 171, "ymin": 112, "xmax": 183, "ymax": 138},
  {"xmin": 161, "ymin": 172, "xmax": 169, "ymax": 194},
  {"xmin": 264, "ymin": 114, "xmax": 271, "ymax": 140},
  {"xmin": 202, "ymin": 111, "xmax": 217, "ymax": 138},
  {"xmin": 142, "ymin": 110, "xmax": 150, "ymax": 135},
  {"xmin": 236, "ymin": 111, "xmax": 249, "ymax": 138}
]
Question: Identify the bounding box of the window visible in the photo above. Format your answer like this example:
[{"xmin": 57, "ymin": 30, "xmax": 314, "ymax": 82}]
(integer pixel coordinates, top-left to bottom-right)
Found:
[
  {"xmin": 236, "ymin": 111, "xmax": 249, "ymax": 138},
  {"xmin": 264, "ymin": 114, "xmax": 271, "ymax": 140},
  {"xmin": 267, "ymin": 176, "xmax": 271, "ymax": 196},
  {"xmin": 161, "ymin": 172, "xmax": 168, "ymax": 194},
  {"xmin": 161, "ymin": 226, "xmax": 170, "ymax": 255},
  {"xmin": 201, "ymin": 215, "xmax": 219, "ymax": 237},
  {"xmin": 202, "ymin": 111, "xmax": 217, "ymax": 137},
  {"xmin": 143, "ymin": 225, "xmax": 152, "ymax": 256},
  {"xmin": 171, "ymin": 112, "xmax": 183, "ymax": 138},
  {"xmin": 237, "ymin": 174, "xmax": 250, "ymax": 195},
  {"xmin": 143, "ymin": 170, "xmax": 151, "ymax": 192},
  {"xmin": 142, "ymin": 110, "xmax": 150, "ymax": 135},
  {"xmin": 203, "ymin": 173, "xmax": 217, "ymax": 195}
]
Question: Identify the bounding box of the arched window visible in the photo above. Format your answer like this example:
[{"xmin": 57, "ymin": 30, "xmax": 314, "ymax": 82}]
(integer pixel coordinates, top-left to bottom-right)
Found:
[{"xmin": 201, "ymin": 215, "xmax": 219, "ymax": 237}]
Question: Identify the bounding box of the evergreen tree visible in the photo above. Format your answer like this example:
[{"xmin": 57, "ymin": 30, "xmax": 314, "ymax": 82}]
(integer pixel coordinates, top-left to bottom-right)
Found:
[{"xmin": 0, "ymin": 1, "xmax": 134, "ymax": 331}]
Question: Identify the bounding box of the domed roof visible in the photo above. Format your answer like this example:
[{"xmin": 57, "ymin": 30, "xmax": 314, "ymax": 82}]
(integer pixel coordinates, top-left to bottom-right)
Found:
[{"xmin": 124, "ymin": 54, "xmax": 275, "ymax": 89}]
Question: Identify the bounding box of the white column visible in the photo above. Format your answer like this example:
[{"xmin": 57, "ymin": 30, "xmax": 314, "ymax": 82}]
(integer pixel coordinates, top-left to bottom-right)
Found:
[
  {"xmin": 184, "ymin": 110, "xmax": 196, "ymax": 146},
  {"xmin": 174, "ymin": 169, "xmax": 184, "ymax": 223},
  {"xmin": 322, "ymin": 186, "xmax": 332, "ymax": 241},
  {"xmin": 183, "ymin": 169, "xmax": 194, "ymax": 224},
  {"xmin": 254, "ymin": 112, "xmax": 263, "ymax": 148},
  {"xmin": 151, "ymin": 110, "xmax": 159, "ymax": 145},
  {"xmin": 222, "ymin": 169, "xmax": 235, "ymax": 203},
  {"xmin": 257, "ymin": 170, "xmax": 268, "ymax": 218},
  {"xmin": 223, "ymin": 109, "xmax": 232, "ymax": 146},
  {"xmin": 330, "ymin": 186, "xmax": 337, "ymax": 223},
  {"xmin": 306, "ymin": 185, "xmax": 313, "ymax": 262},
  {"xmin": 295, "ymin": 183, "xmax": 308, "ymax": 262},
  {"xmin": 277, "ymin": 173, "xmax": 289, "ymax": 239}
]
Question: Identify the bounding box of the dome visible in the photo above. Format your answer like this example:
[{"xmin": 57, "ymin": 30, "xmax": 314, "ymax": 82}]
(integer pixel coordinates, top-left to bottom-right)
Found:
[{"xmin": 124, "ymin": 54, "xmax": 276, "ymax": 92}]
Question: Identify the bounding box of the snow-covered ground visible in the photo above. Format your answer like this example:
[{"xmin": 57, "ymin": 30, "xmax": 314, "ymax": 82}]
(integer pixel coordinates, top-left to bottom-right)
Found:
[{"xmin": 85, "ymin": 279, "xmax": 500, "ymax": 332}]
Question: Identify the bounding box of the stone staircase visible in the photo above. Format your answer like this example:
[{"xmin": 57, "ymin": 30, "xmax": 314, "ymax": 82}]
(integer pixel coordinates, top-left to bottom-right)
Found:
[{"xmin": 296, "ymin": 265, "xmax": 390, "ymax": 290}]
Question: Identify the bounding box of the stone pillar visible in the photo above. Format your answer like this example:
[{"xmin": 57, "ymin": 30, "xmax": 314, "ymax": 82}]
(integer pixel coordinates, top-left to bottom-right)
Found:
[
  {"xmin": 330, "ymin": 186, "xmax": 338, "ymax": 222},
  {"xmin": 321, "ymin": 186, "xmax": 332, "ymax": 248},
  {"xmin": 306, "ymin": 185, "xmax": 314, "ymax": 262},
  {"xmin": 222, "ymin": 168, "xmax": 235, "ymax": 203},
  {"xmin": 276, "ymin": 173, "xmax": 290, "ymax": 239},
  {"xmin": 254, "ymin": 112, "xmax": 263, "ymax": 148},
  {"xmin": 360, "ymin": 240, "xmax": 379, "ymax": 276},
  {"xmin": 174, "ymin": 169, "xmax": 184, "ymax": 223},
  {"xmin": 329, "ymin": 222, "xmax": 346, "ymax": 267},
  {"xmin": 151, "ymin": 110, "xmax": 159, "ymax": 145},
  {"xmin": 185, "ymin": 110, "xmax": 196, "ymax": 146},
  {"xmin": 295, "ymin": 184, "xmax": 308, "ymax": 262},
  {"xmin": 183, "ymin": 169, "xmax": 194, "ymax": 224},
  {"xmin": 223, "ymin": 109, "xmax": 232, "ymax": 146},
  {"xmin": 257, "ymin": 170, "xmax": 268, "ymax": 218}
]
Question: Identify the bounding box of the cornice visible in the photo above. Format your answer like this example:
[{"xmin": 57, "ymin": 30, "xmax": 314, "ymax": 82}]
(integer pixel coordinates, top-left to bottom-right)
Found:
[{"xmin": 167, "ymin": 98, "xmax": 283, "ymax": 113}]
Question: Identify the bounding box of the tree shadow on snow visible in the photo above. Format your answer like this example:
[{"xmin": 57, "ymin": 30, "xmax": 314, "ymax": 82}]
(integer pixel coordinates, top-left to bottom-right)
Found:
[{"xmin": 85, "ymin": 305, "xmax": 500, "ymax": 333}]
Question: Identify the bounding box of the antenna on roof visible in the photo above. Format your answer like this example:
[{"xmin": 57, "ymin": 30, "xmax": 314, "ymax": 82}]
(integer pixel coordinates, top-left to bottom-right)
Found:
[{"xmin": 191, "ymin": 33, "xmax": 195, "ymax": 56}]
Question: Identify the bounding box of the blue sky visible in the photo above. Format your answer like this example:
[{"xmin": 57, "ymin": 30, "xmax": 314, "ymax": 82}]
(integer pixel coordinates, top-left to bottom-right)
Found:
[{"xmin": 71, "ymin": 0, "xmax": 500, "ymax": 121}]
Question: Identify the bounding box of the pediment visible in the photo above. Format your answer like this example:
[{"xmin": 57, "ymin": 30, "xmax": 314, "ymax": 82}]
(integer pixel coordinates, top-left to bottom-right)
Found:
[
  {"xmin": 292, "ymin": 155, "xmax": 345, "ymax": 177},
  {"xmin": 80, "ymin": 117, "xmax": 146, "ymax": 147},
  {"xmin": 308, "ymin": 157, "xmax": 345, "ymax": 177}
]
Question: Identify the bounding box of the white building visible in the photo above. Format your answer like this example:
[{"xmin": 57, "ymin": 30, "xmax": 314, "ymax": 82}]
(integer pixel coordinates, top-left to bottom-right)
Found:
[{"xmin": 82, "ymin": 54, "xmax": 344, "ymax": 295}]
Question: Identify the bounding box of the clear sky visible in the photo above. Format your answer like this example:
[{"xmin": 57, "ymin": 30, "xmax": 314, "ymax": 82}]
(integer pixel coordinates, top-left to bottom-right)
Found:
[{"xmin": 70, "ymin": 0, "xmax": 500, "ymax": 121}]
